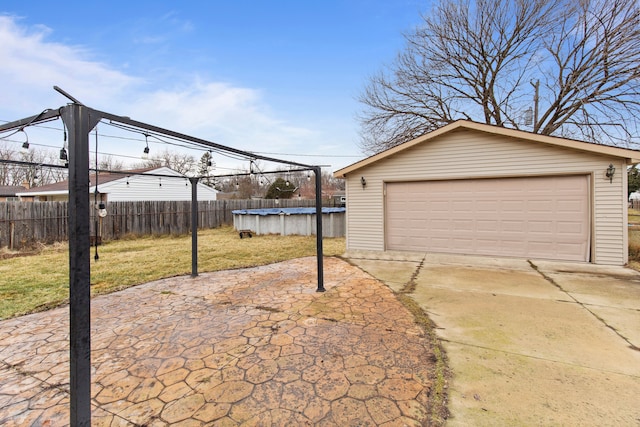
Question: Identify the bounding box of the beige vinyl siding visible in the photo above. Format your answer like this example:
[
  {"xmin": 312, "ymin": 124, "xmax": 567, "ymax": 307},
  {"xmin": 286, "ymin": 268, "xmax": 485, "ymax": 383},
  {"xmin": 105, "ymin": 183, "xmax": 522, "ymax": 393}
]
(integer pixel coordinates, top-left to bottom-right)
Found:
[
  {"xmin": 344, "ymin": 129, "xmax": 628, "ymax": 265},
  {"xmin": 594, "ymin": 174, "xmax": 627, "ymax": 264},
  {"xmin": 345, "ymin": 175, "xmax": 385, "ymax": 251}
]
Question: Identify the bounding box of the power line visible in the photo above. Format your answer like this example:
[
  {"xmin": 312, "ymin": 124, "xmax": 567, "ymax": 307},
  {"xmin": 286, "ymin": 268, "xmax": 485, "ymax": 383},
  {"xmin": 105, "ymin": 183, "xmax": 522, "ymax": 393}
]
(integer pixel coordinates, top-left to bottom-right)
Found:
[{"xmin": 253, "ymin": 151, "xmax": 360, "ymax": 158}]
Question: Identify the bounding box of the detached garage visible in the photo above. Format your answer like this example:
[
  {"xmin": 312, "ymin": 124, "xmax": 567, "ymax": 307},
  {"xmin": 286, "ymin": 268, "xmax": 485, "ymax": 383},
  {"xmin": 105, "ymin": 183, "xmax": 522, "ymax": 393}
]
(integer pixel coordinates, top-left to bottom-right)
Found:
[{"xmin": 334, "ymin": 121, "xmax": 640, "ymax": 265}]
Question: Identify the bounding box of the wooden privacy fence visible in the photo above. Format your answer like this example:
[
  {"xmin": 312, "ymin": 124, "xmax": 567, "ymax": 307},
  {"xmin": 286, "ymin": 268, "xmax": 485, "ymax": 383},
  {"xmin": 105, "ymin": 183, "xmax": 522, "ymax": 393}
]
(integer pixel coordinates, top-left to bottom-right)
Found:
[{"xmin": 0, "ymin": 199, "xmax": 316, "ymax": 250}]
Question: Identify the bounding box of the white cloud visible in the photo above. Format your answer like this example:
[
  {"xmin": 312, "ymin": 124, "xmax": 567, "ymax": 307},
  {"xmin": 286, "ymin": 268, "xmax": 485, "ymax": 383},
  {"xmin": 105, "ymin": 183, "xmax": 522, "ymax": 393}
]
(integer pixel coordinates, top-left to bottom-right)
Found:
[
  {"xmin": 0, "ymin": 15, "xmax": 353, "ymax": 172},
  {"xmin": 0, "ymin": 15, "xmax": 139, "ymax": 113},
  {"xmin": 125, "ymin": 80, "xmax": 315, "ymax": 152}
]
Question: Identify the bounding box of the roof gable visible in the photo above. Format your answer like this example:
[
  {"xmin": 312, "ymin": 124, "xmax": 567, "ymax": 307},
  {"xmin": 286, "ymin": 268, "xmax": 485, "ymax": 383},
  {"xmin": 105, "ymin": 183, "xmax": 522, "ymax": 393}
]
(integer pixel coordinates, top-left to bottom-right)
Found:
[{"xmin": 335, "ymin": 120, "xmax": 640, "ymax": 177}]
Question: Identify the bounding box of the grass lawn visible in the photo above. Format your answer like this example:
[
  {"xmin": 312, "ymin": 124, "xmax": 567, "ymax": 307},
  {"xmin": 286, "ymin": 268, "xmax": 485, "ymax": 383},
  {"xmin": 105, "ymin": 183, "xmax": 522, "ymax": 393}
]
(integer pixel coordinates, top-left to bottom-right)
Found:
[
  {"xmin": 628, "ymin": 208, "xmax": 640, "ymax": 270},
  {"xmin": 0, "ymin": 226, "xmax": 345, "ymax": 320}
]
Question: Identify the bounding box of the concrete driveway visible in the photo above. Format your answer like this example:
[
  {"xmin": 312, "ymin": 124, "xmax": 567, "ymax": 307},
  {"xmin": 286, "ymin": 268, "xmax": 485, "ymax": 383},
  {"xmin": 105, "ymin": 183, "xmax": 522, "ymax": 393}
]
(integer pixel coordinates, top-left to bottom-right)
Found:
[{"xmin": 347, "ymin": 251, "xmax": 640, "ymax": 426}]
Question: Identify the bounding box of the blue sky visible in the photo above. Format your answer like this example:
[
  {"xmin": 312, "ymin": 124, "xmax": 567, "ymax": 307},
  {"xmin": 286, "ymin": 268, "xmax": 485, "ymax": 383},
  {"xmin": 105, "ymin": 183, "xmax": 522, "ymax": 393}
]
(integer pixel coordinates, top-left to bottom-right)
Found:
[{"xmin": 0, "ymin": 1, "xmax": 428, "ymax": 173}]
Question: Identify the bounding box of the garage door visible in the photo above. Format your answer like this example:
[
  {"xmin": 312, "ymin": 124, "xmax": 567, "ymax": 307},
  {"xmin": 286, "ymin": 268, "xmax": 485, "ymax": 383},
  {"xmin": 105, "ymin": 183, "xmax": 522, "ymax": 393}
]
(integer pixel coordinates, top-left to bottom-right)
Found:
[{"xmin": 385, "ymin": 176, "xmax": 590, "ymax": 261}]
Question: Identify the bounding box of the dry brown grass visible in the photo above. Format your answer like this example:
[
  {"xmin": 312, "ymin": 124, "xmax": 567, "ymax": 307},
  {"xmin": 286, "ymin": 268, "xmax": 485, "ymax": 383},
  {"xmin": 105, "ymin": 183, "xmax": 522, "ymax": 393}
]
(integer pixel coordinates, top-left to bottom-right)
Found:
[
  {"xmin": 627, "ymin": 209, "xmax": 640, "ymax": 270},
  {"xmin": 0, "ymin": 226, "xmax": 345, "ymax": 319}
]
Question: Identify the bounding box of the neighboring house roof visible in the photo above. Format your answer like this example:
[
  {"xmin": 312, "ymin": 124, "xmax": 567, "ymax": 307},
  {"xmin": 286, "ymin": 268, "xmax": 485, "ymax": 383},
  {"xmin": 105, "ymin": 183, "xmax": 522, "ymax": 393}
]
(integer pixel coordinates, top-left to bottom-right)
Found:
[
  {"xmin": 15, "ymin": 167, "xmax": 218, "ymax": 200},
  {"xmin": 0, "ymin": 185, "xmax": 26, "ymax": 197},
  {"xmin": 16, "ymin": 168, "xmax": 155, "ymax": 196},
  {"xmin": 335, "ymin": 120, "xmax": 640, "ymax": 177}
]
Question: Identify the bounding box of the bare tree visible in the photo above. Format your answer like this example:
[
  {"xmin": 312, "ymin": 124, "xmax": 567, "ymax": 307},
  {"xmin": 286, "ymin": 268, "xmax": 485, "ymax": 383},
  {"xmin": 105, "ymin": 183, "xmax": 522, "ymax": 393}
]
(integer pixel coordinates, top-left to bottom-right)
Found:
[
  {"xmin": 96, "ymin": 155, "xmax": 124, "ymax": 172},
  {"xmin": 137, "ymin": 149, "xmax": 197, "ymax": 176},
  {"xmin": 0, "ymin": 142, "xmax": 67, "ymax": 187},
  {"xmin": 359, "ymin": 0, "xmax": 640, "ymax": 153}
]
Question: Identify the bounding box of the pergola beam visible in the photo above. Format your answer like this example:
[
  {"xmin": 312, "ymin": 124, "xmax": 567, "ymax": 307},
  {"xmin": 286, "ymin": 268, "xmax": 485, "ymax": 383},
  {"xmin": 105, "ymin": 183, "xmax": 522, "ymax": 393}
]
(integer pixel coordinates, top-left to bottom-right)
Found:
[
  {"xmin": 97, "ymin": 110, "xmax": 314, "ymax": 169},
  {"xmin": 0, "ymin": 108, "xmax": 63, "ymax": 133}
]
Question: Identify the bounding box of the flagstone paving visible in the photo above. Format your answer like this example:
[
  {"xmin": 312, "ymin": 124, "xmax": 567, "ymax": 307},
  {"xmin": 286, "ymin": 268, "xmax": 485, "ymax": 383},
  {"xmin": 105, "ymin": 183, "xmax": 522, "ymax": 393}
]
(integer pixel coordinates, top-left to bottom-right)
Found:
[{"xmin": 0, "ymin": 257, "xmax": 437, "ymax": 426}]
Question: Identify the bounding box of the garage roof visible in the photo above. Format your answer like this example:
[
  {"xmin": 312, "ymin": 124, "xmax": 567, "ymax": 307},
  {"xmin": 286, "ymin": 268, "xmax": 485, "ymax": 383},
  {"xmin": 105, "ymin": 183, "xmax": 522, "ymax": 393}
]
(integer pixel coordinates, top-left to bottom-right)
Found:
[{"xmin": 335, "ymin": 120, "xmax": 640, "ymax": 177}]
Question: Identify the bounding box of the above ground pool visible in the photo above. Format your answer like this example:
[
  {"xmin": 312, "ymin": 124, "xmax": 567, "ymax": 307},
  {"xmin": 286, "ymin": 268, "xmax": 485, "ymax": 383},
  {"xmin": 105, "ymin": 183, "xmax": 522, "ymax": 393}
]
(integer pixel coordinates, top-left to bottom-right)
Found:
[{"xmin": 232, "ymin": 207, "xmax": 346, "ymax": 237}]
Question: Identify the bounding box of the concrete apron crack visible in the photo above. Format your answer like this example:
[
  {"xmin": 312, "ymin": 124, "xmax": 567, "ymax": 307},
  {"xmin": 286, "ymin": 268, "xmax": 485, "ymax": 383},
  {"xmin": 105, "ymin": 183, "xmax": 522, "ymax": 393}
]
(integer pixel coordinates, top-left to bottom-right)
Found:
[
  {"xmin": 399, "ymin": 255, "xmax": 426, "ymax": 294},
  {"xmin": 528, "ymin": 260, "xmax": 640, "ymax": 352}
]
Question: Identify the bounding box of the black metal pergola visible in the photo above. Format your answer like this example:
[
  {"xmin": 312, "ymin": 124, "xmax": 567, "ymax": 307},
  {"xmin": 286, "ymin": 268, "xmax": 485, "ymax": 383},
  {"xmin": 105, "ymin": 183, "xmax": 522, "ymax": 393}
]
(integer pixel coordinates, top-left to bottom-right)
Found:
[{"xmin": 0, "ymin": 88, "xmax": 325, "ymax": 426}]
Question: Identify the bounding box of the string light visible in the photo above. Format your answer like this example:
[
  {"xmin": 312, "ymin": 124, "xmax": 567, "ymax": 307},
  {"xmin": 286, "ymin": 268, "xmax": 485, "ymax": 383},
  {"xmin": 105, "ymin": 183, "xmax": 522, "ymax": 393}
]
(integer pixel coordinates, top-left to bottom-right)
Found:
[
  {"xmin": 142, "ymin": 134, "xmax": 150, "ymax": 159},
  {"xmin": 97, "ymin": 202, "xmax": 107, "ymax": 218},
  {"xmin": 94, "ymin": 126, "xmax": 102, "ymax": 261},
  {"xmin": 59, "ymin": 147, "xmax": 68, "ymax": 162},
  {"xmin": 19, "ymin": 129, "xmax": 30, "ymax": 154},
  {"xmin": 2, "ymin": 116, "xmax": 323, "ymax": 192}
]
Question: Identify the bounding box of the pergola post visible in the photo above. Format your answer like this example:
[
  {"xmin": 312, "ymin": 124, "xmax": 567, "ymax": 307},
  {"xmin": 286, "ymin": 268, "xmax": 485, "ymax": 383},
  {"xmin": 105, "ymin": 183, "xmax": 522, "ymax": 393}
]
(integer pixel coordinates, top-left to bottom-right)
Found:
[
  {"xmin": 190, "ymin": 177, "xmax": 199, "ymax": 277},
  {"xmin": 314, "ymin": 166, "xmax": 325, "ymax": 292},
  {"xmin": 61, "ymin": 104, "xmax": 100, "ymax": 426}
]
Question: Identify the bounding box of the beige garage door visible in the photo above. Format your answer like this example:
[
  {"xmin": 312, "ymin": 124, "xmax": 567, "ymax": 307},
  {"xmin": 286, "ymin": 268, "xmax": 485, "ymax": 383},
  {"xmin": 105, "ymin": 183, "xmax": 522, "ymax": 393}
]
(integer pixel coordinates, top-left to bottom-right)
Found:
[{"xmin": 385, "ymin": 176, "xmax": 590, "ymax": 261}]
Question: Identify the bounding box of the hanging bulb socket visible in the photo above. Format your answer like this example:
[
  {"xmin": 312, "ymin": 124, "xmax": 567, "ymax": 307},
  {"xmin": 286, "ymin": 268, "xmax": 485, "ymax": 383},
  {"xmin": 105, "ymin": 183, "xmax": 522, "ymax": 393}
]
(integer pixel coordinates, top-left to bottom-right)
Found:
[
  {"xmin": 19, "ymin": 129, "xmax": 29, "ymax": 154},
  {"xmin": 142, "ymin": 134, "xmax": 150, "ymax": 159},
  {"xmin": 97, "ymin": 202, "xmax": 107, "ymax": 218},
  {"xmin": 207, "ymin": 150, "xmax": 213, "ymax": 167}
]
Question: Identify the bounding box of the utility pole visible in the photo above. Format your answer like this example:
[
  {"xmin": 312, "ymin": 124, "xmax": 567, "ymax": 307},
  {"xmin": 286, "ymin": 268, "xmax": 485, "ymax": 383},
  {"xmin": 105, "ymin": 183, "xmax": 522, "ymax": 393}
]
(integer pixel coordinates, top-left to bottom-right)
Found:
[{"xmin": 530, "ymin": 80, "xmax": 540, "ymax": 132}]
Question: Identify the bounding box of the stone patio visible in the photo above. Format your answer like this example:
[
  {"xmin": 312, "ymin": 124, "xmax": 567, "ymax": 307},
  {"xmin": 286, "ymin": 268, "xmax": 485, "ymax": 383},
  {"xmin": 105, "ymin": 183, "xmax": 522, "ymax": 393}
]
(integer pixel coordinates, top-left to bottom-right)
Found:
[{"xmin": 0, "ymin": 257, "xmax": 436, "ymax": 426}]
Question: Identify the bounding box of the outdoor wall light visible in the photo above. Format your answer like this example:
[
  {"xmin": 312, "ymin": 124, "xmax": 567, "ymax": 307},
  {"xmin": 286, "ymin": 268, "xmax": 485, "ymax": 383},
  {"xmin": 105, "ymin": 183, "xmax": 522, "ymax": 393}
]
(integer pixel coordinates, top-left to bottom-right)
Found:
[
  {"xmin": 606, "ymin": 163, "xmax": 616, "ymax": 183},
  {"xmin": 361, "ymin": 176, "xmax": 367, "ymax": 188},
  {"xmin": 59, "ymin": 147, "xmax": 68, "ymax": 161}
]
